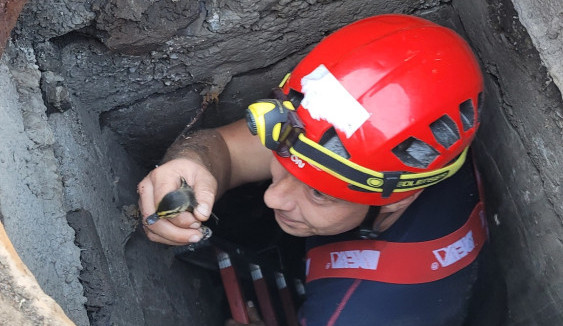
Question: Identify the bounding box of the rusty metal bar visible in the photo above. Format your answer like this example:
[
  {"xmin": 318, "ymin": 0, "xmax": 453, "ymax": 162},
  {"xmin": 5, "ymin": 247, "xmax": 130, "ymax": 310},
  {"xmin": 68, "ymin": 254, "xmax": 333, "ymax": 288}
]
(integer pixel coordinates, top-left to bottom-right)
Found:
[
  {"xmin": 217, "ymin": 250, "xmax": 250, "ymax": 324},
  {"xmin": 249, "ymin": 264, "xmax": 279, "ymax": 326},
  {"xmin": 0, "ymin": 0, "xmax": 28, "ymax": 57},
  {"xmin": 275, "ymin": 272, "xmax": 299, "ymax": 326}
]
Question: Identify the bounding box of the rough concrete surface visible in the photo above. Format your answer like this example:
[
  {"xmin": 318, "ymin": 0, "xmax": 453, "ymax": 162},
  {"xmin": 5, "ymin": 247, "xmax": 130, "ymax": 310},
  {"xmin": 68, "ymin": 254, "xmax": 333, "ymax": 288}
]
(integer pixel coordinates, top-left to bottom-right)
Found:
[
  {"xmin": 0, "ymin": 0, "xmax": 562, "ymax": 325},
  {"xmin": 0, "ymin": 46, "xmax": 87, "ymax": 324},
  {"xmin": 93, "ymin": 0, "xmax": 202, "ymax": 54},
  {"xmin": 12, "ymin": 0, "xmax": 95, "ymax": 42},
  {"xmin": 512, "ymin": 0, "xmax": 563, "ymax": 99},
  {"xmin": 47, "ymin": 91, "xmax": 152, "ymax": 325},
  {"xmin": 453, "ymin": 0, "xmax": 563, "ymax": 324}
]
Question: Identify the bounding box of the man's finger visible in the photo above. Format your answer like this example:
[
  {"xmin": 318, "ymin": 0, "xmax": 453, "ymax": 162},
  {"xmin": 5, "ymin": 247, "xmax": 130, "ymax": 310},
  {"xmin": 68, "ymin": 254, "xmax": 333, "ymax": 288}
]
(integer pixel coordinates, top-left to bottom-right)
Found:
[
  {"xmin": 138, "ymin": 166, "xmax": 183, "ymax": 222},
  {"xmin": 150, "ymin": 169, "xmax": 184, "ymax": 209},
  {"xmin": 144, "ymin": 221, "xmax": 204, "ymax": 244},
  {"xmin": 246, "ymin": 301, "xmax": 263, "ymax": 324},
  {"xmin": 191, "ymin": 172, "xmax": 218, "ymax": 222},
  {"xmin": 165, "ymin": 211, "xmax": 201, "ymax": 229},
  {"xmin": 143, "ymin": 226, "xmax": 192, "ymax": 246},
  {"xmin": 224, "ymin": 319, "xmax": 239, "ymax": 326},
  {"xmin": 137, "ymin": 177, "xmax": 156, "ymax": 219}
]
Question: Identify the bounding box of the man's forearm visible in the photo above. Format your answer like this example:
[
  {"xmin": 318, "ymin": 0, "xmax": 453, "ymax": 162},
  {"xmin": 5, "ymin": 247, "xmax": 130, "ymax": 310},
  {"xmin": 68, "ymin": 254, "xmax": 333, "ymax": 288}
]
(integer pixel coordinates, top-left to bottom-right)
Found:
[{"xmin": 162, "ymin": 128, "xmax": 232, "ymax": 196}]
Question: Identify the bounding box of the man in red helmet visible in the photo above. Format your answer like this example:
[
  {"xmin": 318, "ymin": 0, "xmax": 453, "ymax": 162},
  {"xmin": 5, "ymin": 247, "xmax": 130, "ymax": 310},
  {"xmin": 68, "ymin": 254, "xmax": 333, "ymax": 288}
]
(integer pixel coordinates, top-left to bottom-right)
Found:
[{"xmin": 138, "ymin": 14, "xmax": 503, "ymax": 325}]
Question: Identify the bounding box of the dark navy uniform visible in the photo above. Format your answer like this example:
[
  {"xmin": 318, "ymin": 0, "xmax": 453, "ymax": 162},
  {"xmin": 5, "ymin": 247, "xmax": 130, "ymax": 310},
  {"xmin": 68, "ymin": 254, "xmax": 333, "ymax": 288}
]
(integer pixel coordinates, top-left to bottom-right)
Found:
[{"xmin": 299, "ymin": 160, "xmax": 497, "ymax": 326}]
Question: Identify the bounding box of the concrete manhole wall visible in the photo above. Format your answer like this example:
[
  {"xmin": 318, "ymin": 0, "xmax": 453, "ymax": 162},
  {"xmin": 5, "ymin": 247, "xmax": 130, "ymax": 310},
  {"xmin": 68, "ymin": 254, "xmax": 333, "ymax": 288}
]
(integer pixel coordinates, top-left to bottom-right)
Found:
[{"xmin": 0, "ymin": 0, "xmax": 561, "ymax": 325}]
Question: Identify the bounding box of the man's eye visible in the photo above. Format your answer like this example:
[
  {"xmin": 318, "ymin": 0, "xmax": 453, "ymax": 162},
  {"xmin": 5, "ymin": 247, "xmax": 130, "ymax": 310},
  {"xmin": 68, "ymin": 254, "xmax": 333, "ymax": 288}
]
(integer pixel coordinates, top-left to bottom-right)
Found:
[
  {"xmin": 311, "ymin": 188, "xmax": 327, "ymax": 199},
  {"xmin": 308, "ymin": 187, "xmax": 338, "ymax": 205}
]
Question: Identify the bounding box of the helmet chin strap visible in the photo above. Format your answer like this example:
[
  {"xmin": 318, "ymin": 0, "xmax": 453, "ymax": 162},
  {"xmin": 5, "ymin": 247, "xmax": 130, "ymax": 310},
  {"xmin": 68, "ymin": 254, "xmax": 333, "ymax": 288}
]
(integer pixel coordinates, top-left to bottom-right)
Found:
[
  {"xmin": 357, "ymin": 206, "xmax": 383, "ymax": 239},
  {"xmin": 357, "ymin": 190, "xmax": 424, "ymax": 239},
  {"xmin": 357, "ymin": 206, "xmax": 412, "ymax": 239}
]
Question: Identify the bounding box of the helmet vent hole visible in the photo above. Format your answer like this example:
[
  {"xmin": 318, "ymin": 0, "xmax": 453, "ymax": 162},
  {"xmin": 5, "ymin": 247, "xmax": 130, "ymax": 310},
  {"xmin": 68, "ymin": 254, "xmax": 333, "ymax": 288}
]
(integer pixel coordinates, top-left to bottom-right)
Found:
[
  {"xmin": 430, "ymin": 115, "xmax": 460, "ymax": 149},
  {"xmin": 477, "ymin": 92, "xmax": 484, "ymax": 122},
  {"xmin": 288, "ymin": 88, "xmax": 304, "ymax": 109},
  {"xmin": 319, "ymin": 127, "xmax": 350, "ymax": 159},
  {"xmin": 392, "ymin": 137, "xmax": 439, "ymax": 169},
  {"xmin": 459, "ymin": 99, "xmax": 475, "ymax": 131}
]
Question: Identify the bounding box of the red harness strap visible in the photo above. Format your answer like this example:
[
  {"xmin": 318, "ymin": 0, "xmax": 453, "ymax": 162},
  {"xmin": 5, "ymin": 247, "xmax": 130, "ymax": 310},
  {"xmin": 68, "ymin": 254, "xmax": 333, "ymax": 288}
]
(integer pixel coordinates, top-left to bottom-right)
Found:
[{"xmin": 306, "ymin": 202, "xmax": 488, "ymax": 284}]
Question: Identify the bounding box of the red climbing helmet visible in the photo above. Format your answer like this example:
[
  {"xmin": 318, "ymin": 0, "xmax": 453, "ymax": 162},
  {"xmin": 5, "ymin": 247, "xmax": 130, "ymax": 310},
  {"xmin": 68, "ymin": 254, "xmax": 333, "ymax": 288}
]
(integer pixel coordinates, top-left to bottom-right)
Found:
[{"xmin": 246, "ymin": 14, "xmax": 484, "ymax": 205}]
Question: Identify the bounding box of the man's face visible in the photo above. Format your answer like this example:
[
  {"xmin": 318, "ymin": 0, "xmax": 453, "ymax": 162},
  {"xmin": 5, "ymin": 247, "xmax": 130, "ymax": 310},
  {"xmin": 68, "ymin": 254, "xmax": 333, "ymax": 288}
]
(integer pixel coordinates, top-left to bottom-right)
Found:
[{"xmin": 264, "ymin": 158, "xmax": 369, "ymax": 237}]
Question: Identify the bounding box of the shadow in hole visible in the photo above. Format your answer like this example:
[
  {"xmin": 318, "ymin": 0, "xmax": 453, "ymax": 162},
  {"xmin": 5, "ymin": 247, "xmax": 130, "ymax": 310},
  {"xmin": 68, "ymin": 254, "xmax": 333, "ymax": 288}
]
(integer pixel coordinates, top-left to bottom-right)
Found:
[
  {"xmin": 175, "ymin": 181, "xmax": 307, "ymax": 324},
  {"xmin": 125, "ymin": 228, "xmax": 227, "ymax": 326}
]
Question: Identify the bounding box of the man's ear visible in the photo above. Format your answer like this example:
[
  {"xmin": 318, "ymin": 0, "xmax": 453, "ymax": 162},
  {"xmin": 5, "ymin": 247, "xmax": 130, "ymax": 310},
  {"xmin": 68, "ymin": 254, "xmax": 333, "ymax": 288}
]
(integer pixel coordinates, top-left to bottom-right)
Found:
[{"xmin": 380, "ymin": 191, "xmax": 423, "ymax": 214}]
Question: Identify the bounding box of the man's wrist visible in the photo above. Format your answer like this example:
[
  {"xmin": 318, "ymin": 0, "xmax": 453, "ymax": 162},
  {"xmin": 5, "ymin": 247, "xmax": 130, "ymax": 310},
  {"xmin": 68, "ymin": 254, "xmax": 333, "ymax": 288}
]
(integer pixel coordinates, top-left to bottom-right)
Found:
[{"xmin": 162, "ymin": 128, "xmax": 232, "ymax": 195}]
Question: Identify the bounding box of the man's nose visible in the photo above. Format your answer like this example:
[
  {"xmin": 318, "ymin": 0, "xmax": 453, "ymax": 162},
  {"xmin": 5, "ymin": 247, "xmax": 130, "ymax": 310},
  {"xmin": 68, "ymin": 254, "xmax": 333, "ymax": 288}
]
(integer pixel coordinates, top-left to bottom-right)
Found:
[{"xmin": 263, "ymin": 174, "xmax": 297, "ymax": 211}]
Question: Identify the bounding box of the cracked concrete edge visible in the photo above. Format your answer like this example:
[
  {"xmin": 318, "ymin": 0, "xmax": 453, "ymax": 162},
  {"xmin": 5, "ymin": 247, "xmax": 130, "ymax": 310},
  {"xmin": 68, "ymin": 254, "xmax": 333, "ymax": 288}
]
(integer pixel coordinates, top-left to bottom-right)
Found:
[
  {"xmin": 48, "ymin": 108, "xmax": 147, "ymax": 326},
  {"xmin": 512, "ymin": 0, "xmax": 563, "ymax": 100},
  {"xmin": 0, "ymin": 221, "xmax": 75, "ymax": 325}
]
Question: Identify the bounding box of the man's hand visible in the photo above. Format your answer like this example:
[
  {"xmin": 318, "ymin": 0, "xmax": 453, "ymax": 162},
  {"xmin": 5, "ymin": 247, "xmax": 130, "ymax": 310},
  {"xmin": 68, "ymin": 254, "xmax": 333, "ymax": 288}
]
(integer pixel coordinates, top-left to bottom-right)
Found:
[
  {"xmin": 137, "ymin": 158, "xmax": 218, "ymax": 245},
  {"xmin": 138, "ymin": 120, "xmax": 272, "ymax": 245},
  {"xmin": 225, "ymin": 301, "xmax": 265, "ymax": 326}
]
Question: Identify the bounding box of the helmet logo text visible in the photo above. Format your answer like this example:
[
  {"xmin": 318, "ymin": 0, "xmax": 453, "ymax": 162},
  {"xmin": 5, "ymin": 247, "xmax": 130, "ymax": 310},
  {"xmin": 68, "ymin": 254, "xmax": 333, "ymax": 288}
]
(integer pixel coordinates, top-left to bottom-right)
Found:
[
  {"xmin": 329, "ymin": 250, "xmax": 380, "ymax": 270},
  {"xmin": 397, "ymin": 171, "xmax": 449, "ymax": 189},
  {"xmin": 432, "ymin": 231, "xmax": 475, "ymax": 267},
  {"xmin": 290, "ymin": 155, "xmax": 305, "ymax": 169},
  {"xmin": 366, "ymin": 177, "xmax": 384, "ymax": 187}
]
